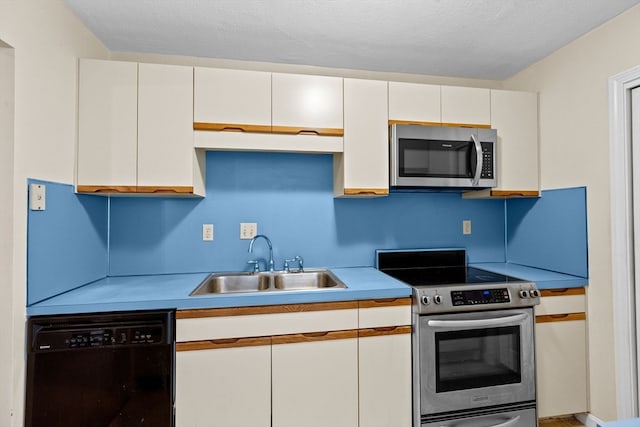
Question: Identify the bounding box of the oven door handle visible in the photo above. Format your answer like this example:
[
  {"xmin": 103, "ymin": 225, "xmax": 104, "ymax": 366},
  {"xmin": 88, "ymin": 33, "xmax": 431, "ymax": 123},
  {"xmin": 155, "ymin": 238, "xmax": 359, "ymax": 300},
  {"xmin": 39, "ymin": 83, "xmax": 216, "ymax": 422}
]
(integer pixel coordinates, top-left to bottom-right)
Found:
[
  {"xmin": 471, "ymin": 133, "xmax": 483, "ymax": 186},
  {"xmin": 427, "ymin": 313, "xmax": 527, "ymax": 328},
  {"xmin": 441, "ymin": 415, "xmax": 521, "ymax": 427}
]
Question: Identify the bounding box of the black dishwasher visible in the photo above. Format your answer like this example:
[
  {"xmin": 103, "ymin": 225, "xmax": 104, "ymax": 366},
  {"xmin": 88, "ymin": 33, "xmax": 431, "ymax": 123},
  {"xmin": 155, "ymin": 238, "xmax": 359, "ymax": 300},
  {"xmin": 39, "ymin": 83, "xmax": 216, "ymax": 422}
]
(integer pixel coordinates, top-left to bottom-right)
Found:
[{"xmin": 25, "ymin": 310, "xmax": 175, "ymax": 427}]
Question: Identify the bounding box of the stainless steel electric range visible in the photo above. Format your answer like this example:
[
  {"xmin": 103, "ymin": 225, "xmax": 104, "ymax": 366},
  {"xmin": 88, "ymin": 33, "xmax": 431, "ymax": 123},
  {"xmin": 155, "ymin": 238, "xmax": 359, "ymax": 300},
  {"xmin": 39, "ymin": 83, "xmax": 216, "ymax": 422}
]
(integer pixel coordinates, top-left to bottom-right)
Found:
[{"xmin": 377, "ymin": 249, "xmax": 540, "ymax": 427}]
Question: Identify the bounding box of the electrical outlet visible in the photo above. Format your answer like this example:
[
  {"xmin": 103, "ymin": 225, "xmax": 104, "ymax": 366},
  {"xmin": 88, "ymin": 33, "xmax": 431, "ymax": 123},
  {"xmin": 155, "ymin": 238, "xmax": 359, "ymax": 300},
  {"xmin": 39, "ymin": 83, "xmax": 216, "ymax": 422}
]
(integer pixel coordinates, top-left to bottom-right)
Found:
[
  {"xmin": 29, "ymin": 184, "xmax": 46, "ymax": 211},
  {"xmin": 240, "ymin": 223, "xmax": 257, "ymax": 239},
  {"xmin": 463, "ymin": 220, "xmax": 472, "ymax": 235},
  {"xmin": 202, "ymin": 224, "xmax": 214, "ymax": 241}
]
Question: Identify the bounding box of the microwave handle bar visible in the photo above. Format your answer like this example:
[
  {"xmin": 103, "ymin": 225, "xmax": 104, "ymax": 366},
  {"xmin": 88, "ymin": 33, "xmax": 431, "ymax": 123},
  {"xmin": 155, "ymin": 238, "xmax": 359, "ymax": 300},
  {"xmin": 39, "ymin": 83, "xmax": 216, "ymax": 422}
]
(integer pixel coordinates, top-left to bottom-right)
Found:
[
  {"xmin": 471, "ymin": 134, "xmax": 483, "ymax": 186},
  {"xmin": 426, "ymin": 313, "xmax": 528, "ymax": 328},
  {"xmin": 441, "ymin": 415, "xmax": 521, "ymax": 427}
]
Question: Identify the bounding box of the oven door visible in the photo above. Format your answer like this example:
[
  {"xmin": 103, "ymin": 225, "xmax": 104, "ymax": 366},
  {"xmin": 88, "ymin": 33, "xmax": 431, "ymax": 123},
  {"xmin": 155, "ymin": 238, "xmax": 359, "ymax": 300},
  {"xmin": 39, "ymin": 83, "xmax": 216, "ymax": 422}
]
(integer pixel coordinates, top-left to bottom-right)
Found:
[{"xmin": 417, "ymin": 308, "xmax": 535, "ymax": 416}]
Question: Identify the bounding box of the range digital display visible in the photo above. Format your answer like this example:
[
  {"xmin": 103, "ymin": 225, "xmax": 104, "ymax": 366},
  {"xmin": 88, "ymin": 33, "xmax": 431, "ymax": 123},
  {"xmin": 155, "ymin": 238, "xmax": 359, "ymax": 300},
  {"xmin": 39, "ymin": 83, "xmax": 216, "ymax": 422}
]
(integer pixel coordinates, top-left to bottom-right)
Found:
[{"xmin": 451, "ymin": 288, "xmax": 511, "ymax": 306}]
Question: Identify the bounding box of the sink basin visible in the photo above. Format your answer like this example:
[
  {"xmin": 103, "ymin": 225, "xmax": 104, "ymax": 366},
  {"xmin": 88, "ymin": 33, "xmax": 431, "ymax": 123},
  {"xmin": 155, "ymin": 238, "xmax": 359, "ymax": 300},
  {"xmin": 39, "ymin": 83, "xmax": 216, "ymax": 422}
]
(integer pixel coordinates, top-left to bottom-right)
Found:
[
  {"xmin": 273, "ymin": 271, "xmax": 347, "ymax": 290},
  {"xmin": 189, "ymin": 269, "xmax": 347, "ymax": 296},
  {"xmin": 189, "ymin": 272, "xmax": 271, "ymax": 295}
]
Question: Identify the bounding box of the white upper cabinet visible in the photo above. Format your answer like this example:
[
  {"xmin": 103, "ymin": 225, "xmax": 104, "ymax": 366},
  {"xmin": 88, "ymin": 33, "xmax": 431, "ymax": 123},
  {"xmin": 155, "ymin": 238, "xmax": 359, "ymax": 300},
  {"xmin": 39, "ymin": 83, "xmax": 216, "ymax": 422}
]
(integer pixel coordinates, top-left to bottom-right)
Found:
[
  {"xmin": 334, "ymin": 78, "xmax": 389, "ymax": 197},
  {"xmin": 77, "ymin": 59, "xmax": 138, "ymax": 191},
  {"xmin": 464, "ymin": 89, "xmax": 540, "ymax": 198},
  {"xmin": 77, "ymin": 59, "xmax": 204, "ymax": 196},
  {"xmin": 137, "ymin": 63, "xmax": 202, "ymax": 193},
  {"xmin": 194, "ymin": 70, "xmax": 344, "ymax": 153},
  {"xmin": 272, "ymin": 73, "xmax": 343, "ymax": 132},
  {"xmin": 194, "ymin": 67, "xmax": 271, "ymax": 131},
  {"xmin": 388, "ymin": 81, "xmax": 440, "ymax": 124},
  {"xmin": 441, "ymin": 85, "xmax": 491, "ymax": 126}
]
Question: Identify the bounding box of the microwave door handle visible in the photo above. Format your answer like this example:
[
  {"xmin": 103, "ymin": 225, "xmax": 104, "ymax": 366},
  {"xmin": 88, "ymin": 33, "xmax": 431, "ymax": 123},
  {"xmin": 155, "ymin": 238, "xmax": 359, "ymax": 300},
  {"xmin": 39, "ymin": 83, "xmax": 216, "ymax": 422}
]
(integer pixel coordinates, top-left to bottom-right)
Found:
[
  {"xmin": 471, "ymin": 134, "xmax": 482, "ymax": 186},
  {"xmin": 442, "ymin": 415, "xmax": 521, "ymax": 427},
  {"xmin": 427, "ymin": 313, "xmax": 527, "ymax": 328}
]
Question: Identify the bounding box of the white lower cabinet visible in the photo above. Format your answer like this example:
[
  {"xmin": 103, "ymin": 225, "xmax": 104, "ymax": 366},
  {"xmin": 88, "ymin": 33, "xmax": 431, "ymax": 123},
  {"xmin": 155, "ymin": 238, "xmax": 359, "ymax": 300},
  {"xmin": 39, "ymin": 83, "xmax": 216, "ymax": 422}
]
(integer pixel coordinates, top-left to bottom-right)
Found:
[
  {"xmin": 359, "ymin": 331, "xmax": 412, "ymax": 427},
  {"xmin": 175, "ymin": 342, "xmax": 271, "ymax": 427},
  {"xmin": 358, "ymin": 299, "xmax": 412, "ymax": 427},
  {"xmin": 272, "ymin": 334, "xmax": 359, "ymax": 427},
  {"xmin": 175, "ymin": 299, "xmax": 411, "ymax": 427},
  {"xmin": 534, "ymin": 288, "xmax": 588, "ymax": 418}
]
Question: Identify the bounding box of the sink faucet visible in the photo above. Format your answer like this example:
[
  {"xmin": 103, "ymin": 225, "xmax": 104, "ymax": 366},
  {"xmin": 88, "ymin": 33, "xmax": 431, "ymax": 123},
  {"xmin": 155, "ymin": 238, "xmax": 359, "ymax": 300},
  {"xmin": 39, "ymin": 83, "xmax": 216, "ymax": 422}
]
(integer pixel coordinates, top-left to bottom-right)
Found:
[{"xmin": 248, "ymin": 234, "xmax": 274, "ymax": 272}]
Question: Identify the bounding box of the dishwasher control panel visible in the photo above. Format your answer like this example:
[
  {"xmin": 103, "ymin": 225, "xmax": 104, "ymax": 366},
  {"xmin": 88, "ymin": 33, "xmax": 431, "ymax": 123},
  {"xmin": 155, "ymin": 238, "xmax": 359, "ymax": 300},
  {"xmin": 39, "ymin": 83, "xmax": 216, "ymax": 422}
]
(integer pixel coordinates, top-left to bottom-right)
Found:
[{"xmin": 33, "ymin": 325, "xmax": 165, "ymax": 351}]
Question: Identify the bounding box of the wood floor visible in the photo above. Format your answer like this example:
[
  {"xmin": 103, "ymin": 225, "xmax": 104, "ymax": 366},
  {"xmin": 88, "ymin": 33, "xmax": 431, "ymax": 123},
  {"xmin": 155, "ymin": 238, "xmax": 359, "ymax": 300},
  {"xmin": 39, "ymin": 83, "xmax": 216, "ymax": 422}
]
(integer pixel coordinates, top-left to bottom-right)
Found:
[{"xmin": 539, "ymin": 416, "xmax": 584, "ymax": 426}]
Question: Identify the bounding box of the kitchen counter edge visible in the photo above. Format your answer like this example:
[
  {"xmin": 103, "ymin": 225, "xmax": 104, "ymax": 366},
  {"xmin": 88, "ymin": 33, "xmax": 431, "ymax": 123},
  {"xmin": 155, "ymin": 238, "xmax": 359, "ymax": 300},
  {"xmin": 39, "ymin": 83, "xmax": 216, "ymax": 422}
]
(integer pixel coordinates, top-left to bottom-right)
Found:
[{"xmin": 26, "ymin": 267, "xmax": 412, "ymax": 316}]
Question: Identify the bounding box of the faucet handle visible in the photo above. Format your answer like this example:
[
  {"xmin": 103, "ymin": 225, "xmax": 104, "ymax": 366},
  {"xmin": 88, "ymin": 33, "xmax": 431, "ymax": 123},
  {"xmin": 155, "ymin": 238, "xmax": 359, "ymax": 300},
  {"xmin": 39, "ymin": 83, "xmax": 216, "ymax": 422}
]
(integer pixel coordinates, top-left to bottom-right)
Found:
[
  {"xmin": 247, "ymin": 259, "xmax": 262, "ymax": 273},
  {"xmin": 283, "ymin": 256, "xmax": 304, "ymax": 273}
]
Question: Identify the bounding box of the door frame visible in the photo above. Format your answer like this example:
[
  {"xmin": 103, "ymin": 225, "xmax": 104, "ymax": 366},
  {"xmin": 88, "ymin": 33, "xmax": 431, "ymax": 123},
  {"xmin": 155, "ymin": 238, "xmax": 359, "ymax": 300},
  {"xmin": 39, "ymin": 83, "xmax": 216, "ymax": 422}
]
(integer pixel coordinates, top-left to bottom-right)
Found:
[{"xmin": 609, "ymin": 64, "xmax": 640, "ymax": 419}]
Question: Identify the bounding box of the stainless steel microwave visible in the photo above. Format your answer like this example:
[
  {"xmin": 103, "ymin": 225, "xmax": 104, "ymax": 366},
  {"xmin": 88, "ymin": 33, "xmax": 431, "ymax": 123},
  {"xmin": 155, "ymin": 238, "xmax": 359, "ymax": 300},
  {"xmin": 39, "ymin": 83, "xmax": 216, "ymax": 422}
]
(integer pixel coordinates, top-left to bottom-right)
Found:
[{"xmin": 390, "ymin": 124, "xmax": 497, "ymax": 189}]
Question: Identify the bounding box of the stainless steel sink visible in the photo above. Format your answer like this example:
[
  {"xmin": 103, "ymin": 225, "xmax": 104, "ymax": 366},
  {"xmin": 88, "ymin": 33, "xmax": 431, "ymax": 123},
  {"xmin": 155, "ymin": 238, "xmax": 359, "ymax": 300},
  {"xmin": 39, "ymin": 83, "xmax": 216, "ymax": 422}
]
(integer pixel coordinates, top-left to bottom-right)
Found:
[
  {"xmin": 189, "ymin": 269, "xmax": 347, "ymax": 296},
  {"xmin": 273, "ymin": 270, "xmax": 347, "ymax": 290}
]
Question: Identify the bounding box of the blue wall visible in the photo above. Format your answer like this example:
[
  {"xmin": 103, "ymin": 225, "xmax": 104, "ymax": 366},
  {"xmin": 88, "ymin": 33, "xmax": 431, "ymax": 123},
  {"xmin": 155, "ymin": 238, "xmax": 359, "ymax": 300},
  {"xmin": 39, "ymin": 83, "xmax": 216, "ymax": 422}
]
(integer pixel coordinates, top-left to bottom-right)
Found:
[
  {"xmin": 27, "ymin": 179, "xmax": 108, "ymax": 305},
  {"xmin": 25, "ymin": 155, "xmax": 591, "ymax": 304},
  {"xmin": 108, "ymin": 151, "xmax": 507, "ymax": 275},
  {"xmin": 506, "ymin": 187, "xmax": 588, "ymax": 277}
]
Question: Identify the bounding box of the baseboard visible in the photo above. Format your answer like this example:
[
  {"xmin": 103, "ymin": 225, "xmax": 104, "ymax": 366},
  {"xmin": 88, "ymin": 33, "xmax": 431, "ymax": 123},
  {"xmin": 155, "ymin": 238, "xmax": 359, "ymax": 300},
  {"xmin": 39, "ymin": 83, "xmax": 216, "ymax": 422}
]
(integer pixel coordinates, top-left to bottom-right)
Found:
[{"xmin": 575, "ymin": 412, "xmax": 605, "ymax": 427}]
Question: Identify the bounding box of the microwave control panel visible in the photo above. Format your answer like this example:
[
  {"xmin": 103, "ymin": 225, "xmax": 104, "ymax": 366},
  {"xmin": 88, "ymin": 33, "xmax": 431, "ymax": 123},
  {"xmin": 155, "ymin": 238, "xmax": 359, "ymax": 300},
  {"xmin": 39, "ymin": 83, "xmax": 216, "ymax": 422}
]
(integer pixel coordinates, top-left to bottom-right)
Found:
[{"xmin": 481, "ymin": 142, "xmax": 494, "ymax": 179}]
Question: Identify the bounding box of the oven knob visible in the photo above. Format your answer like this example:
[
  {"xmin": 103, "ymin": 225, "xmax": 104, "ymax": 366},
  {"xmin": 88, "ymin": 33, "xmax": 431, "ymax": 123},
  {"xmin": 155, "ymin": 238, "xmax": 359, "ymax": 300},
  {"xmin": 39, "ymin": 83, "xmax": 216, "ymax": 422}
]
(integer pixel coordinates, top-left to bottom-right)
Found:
[
  {"xmin": 519, "ymin": 290, "xmax": 529, "ymax": 299},
  {"xmin": 529, "ymin": 289, "xmax": 540, "ymax": 298},
  {"xmin": 433, "ymin": 295, "xmax": 443, "ymax": 304},
  {"xmin": 421, "ymin": 295, "xmax": 431, "ymax": 305}
]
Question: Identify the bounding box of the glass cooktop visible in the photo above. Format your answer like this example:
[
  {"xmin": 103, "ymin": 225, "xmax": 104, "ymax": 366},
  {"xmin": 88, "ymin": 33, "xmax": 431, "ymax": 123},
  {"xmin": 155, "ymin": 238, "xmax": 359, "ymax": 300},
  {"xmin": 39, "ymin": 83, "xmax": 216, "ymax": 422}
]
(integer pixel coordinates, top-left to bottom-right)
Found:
[{"xmin": 376, "ymin": 249, "xmax": 522, "ymax": 287}]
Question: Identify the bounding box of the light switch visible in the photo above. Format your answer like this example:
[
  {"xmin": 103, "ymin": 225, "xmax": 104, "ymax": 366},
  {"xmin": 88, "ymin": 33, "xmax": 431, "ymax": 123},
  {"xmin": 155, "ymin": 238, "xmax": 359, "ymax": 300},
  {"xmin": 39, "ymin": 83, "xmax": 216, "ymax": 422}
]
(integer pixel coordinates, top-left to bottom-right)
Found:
[
  {"xmin": 29, "ymin": 184, "xmax": 46, "ymax": 211},
  {"xmin": 463, "ymin": 220, "xmax": 472, "ymax": 235}
]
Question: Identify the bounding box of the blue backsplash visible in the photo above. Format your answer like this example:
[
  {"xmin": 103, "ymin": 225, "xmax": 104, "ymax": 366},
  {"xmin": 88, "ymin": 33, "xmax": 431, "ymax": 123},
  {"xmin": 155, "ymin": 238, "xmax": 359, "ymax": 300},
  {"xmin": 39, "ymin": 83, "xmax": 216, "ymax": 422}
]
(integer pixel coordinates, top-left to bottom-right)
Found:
[
  {"xmin": 27, "ymin": 179, "xmax": 108, "ymax": 305},
  {"xmin": 108, "ymin": 151, "xmax": 506, "ymax": 275},
  {"xmin": 26, "ymin": 152, "xmax": 590, "ymax": 305},
  {"xmin": 506, "ymin": 186, "xmax": 588, "ymax": 277}
]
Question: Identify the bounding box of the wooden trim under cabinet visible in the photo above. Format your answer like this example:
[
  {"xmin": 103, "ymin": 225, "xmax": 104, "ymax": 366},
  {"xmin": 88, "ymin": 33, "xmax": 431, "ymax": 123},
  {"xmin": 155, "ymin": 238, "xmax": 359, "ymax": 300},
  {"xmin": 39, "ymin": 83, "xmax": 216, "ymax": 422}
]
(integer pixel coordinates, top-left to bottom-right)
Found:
[
  {"xmin": 176, "ymin": 300, "xmax": 359, "ymax": 319},
  {"xmin": 358, "ymin": 298, "xmax": 412, "ymax": 309},
  {"xmin": 388, "ymin": 120, "xmax": 491, "ymax": 129},
  {"xmin": 193, "ymin": 122, "xmax": 272, "ymax": 133},
  {"xmin": 540, "ymin": 288, "xmax": 586, "ymax": 297},
  {"xmin": 535, "ymin": 313, "xmax": 586, "ymax": 324},
  {"xmin": 76, "ymin": 185, "xmax": 137, "ymax": 194},
  {"xmin": 343, "ymin": 188, "xmax": 389, "ymax": 196},
  {"xmin": 358, "ymin": 325, "xmax": 412, "ymax": 338},
  {"xmin": 136, "ymin": 186, "xmax": 195, "ymax": 194},
  {"xmin": 463, "ymin": 189, "xmax": 541, "ymax": 199},
  {"xmin": 272, "ymin": 329, "xmax": 358, "ymax": 345},
  {"xmin": 176, "ymin": 336, "xmax": 271, "ymax": 351},
  {"xmin": 77, "ymin": 185, "xmax": 196, "ymax": 195},
  {"xmin": 271, "ymin": 126, "xmax": 344, "ymax": 137}
]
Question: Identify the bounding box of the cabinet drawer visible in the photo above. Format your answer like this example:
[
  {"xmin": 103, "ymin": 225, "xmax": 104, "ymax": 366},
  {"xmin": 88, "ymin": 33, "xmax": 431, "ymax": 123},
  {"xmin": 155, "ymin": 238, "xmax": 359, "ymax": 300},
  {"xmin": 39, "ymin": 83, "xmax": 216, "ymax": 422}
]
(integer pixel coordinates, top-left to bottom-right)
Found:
[
  {"xmin": 535, "ymin": 288, "xmax": 586, "ymax": 316},
  {"xmin": 176, "ymin": 302, "xmax": 358, "ymax": 342},
  {"xmin": 358, "ymin": 298, "xmax": 411, "ymax": 328}
]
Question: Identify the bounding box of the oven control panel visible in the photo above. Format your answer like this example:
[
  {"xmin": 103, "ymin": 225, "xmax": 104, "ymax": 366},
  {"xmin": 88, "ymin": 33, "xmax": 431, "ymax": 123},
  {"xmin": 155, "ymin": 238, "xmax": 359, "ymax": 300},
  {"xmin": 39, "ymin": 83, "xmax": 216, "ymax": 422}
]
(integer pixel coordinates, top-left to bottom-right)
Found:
[{"xmin": 451, "ymin": 288, "xmax": 510, "ymax": 306}]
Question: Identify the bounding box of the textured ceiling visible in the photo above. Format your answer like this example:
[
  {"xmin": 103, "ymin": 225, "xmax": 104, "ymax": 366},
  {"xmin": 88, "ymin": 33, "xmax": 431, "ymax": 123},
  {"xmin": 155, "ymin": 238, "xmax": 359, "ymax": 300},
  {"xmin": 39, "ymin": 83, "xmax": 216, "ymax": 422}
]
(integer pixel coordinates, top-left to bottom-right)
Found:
[{"xmin": 64, "ymin": 0, "xmax": 640, "ymax": 80}]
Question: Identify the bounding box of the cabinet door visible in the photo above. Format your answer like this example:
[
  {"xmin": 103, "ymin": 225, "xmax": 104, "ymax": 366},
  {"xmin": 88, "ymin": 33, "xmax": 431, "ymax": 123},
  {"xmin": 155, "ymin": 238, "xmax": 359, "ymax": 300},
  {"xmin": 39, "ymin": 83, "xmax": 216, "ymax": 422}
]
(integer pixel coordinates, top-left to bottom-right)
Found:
[
  {"xmin": 535, "ymin": 318, "xmax": 588, "ymax": 417},
  {"xmin": 272, "ymin": 334, "xmax": 358, "ymax": 427},
  {"xmin": 441, "ymin": 85, "xmax": 490, "ymax": 126},
  {"xmin": 388, "ymin": 81, "xmax": 440, "ymax": 124},
  {"xmin": 272, "ymin": 73, "xmax": 343, "ymax": 133},
  {"xmin": 77, "ymin": 59, "xmax": 138, "ymax": 191},
  {"xmin": 490, "ymin": 89, "xmax": 540, "ymax": 195},
  {"xmin": 175, "ymin": 343, "xmax": 271, "ymax": 427},
  {"xmin": 194, "ymin": 67, "xmax": 271, "ymax": 131},
  {"xmin": 137, "ymin": 63, "xmax": 199, "ymax": 193},
  {"xmin": 335, "ymin": 78, "xmax": 389, "ymax": 197},
  {"xmin": 359, "ymin": 330, "xmax": 412, "ymax": 427}
]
